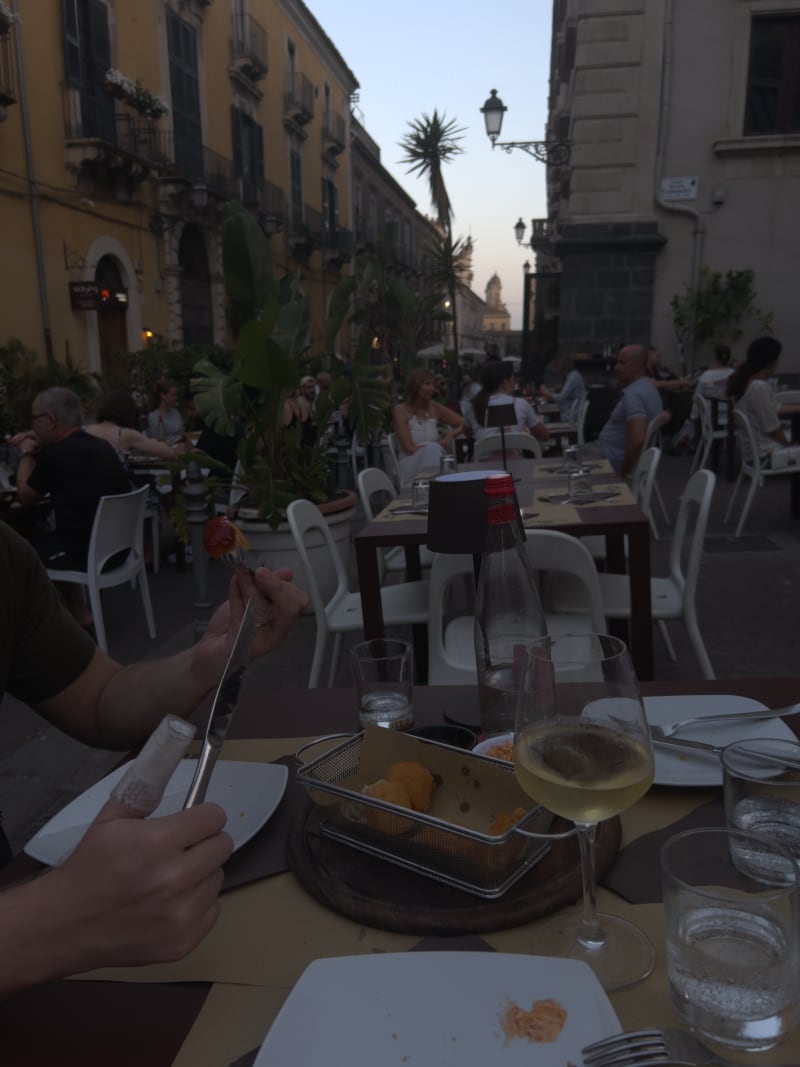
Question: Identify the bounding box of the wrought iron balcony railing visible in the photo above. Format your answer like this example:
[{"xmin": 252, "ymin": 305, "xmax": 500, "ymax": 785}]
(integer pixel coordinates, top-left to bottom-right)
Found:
[
  {"xmin": 284, "ymin": 71, "xmax": 314, "ymax": 126},
  {"xmin": 322, "ymin": 110, "xmax": 345, "ymax": 155},
  {"xmin": 230, "ymin": 13, "xmax": 268, "ymax": 82}
]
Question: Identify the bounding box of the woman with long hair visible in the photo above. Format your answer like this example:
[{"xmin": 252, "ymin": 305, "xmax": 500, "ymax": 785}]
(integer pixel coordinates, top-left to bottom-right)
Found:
[
  {"xmin": 87, "ymin": 390, "xmax": 185, "ymax": 461},
  {"xmin": 392, "ymin": 367, "xmax": 463, "ymax": 485},
  {"xmin": 726, "ymin": 337, "xmax": 800, "ymax": 466},
  {"xmin": 465, "ymin": 361, "xmax": 549, "ymax": 446}
]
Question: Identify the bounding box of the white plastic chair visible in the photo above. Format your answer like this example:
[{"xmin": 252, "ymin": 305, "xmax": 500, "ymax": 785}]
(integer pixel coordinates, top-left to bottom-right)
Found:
[
  {"xmin": 356, "ymin": 467, "xmax": 434, "ymax": 580},
  {"xmin": 595, "ymin": 468, "xmax": 716, "ymax": 679},
  {"xmin": 286, "ymin": 498, "xmax": 429, "ymax": 688},
  {"xmin": 46, "ymin": 485, "xmax": 156, "ymax": 654},
  {"xmin": 576, "ymin": 398, "xmax": 590, "ymax": 445},
  {"xmin": 689, "ymin": 392, "xmax": 726, "ymax": 475},
  {"xmin": 473, "ymin": 432, "xmax": 542, "ymax": 460},
  {"xmin": 385, "ymin": 432, "xmax": 402, "ymax": 488},
  {"xmin": 582, "ymin": 446, "xmax": 663, "ymax": 562},
  {"xmin": 722, "ymin": 409, "xmax": 798, "ymax": 538},
  {"xmin": 644, "ymin": 411, "xmax": 671, "ymax": 531},
  {"xmin": 426, "ymin": 530, "xmax": 606, "ymax": 685}
]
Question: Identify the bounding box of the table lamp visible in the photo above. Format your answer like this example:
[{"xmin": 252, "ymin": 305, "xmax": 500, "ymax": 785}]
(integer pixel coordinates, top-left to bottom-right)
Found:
[{"xmin": 485, "ymin": 400, "xmax": 517, "ymax": 470}]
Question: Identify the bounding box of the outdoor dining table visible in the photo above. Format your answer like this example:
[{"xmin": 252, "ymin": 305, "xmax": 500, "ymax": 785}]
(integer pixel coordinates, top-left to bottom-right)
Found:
[
  {"xmin": 2, "ymin": 677, "xmax": 800, "ymax": 1066},
  {"xmin": 354, "ymin": 457, "xmax": 655, "ymax": 680}
]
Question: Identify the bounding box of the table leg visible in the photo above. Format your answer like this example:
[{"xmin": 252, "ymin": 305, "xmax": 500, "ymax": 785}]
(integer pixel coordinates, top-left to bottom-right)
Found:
[
  {"xmin": 792, "ymin": 472, "xmax": 800, "ymax": 520},
  {"xmin": 626, "ymin": 524, "xmax": 654, "ymax": 680},
  {"xmin": 355, "ymin": 535, "xmax": 385, "ymax": 640}
]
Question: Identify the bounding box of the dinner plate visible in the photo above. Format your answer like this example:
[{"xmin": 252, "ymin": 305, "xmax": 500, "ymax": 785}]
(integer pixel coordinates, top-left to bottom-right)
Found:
[
  {"xmin": 645, "ymin": 695, "xmax": 797, "ymax": 787},
  {"xmin": 253, "ymin": 952, "xmax": 620, "ymax": 1067},
  {"xmin": 472, "ymin": 732, "xmax": 514, "ymax": 762},
  {"xmin": 24, "ymin": 759, "xmax": 287, "ymax": 866}
]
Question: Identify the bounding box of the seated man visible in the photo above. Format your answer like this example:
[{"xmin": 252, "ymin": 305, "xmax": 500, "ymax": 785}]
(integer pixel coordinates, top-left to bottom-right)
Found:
[
  {"xmin": 0, "ymin": 521, "xmax": 308, "ymax": 999},
  {"xmin": 598, "ymin": 344, "xmax": 663, "ymax": 478},
  {"xmin": 11, "ymin": 387, "xmax": 131, "ymax": 627}
]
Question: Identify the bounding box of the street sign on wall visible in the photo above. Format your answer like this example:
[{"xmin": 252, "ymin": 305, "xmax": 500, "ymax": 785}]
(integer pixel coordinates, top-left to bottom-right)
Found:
[
  {"xmin": 660, "ymin": 176, "xmax": 699, "ymax": 201},
  {"xmin": 68, "ymin": 282, "xmax": 100, "ymax": 310}
]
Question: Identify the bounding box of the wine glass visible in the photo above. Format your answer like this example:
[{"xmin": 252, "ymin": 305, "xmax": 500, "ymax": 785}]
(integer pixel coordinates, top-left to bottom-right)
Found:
[{"xmin": 514, "ymin": 632, "xmax": 655, "ymax": 991}]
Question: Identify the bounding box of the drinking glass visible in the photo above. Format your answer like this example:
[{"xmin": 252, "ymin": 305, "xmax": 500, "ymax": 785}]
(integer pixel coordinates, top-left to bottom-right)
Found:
[{"xmin": 514, "ymin": 632, "xmax": 656, "ymax": 991}]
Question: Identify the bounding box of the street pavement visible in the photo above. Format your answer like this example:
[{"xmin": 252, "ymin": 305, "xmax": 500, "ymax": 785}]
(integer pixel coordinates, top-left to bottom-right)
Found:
[{"xmin": 1, "ymin": 448, "xmax": 799, "ymax": 855}]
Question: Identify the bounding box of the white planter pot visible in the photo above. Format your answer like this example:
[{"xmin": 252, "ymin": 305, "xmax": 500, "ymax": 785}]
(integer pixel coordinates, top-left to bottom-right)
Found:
[{"xmin": 238, "ymin": 493, "xmax": 356, "ymax": 611}]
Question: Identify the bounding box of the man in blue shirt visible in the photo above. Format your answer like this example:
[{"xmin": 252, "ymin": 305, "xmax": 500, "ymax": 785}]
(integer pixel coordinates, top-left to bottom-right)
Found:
[{"xmin": 599, "ymin": 345, "xmax": 663, "ymax": 477}]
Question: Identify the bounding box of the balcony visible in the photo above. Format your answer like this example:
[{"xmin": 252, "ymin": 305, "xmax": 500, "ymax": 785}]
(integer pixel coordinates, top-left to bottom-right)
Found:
[
  {"xmin": 62, "ymin": 84, "xmax": 155, "ymax": 193},
  {"xmin": 322, "ymin": 110, "xmax": 345, "ymax": 157},
  {"xmin": 322, "ymin": 226, "xmax": 353, "ymax": 270},
  {"xmin": 230, "ymin": 13, "xmax": 268, "ymax": 83},
  {"xmin": 527, "ymin": 218, "xmax": 555, "ymax": 249},
  {"xmin": 0, "ymin": 31, "xmax": 16, "ymax": 110},
  {"xmin": 156, "ymin": 135, "xmax": 233, "ymax": 202},
  {"xmin": 283, "ymin": 72, "xmax": 313, "ymax": 130},
  {"xmin": 288, "ymin": 203, "xmax": 322, "ymax": 260},
  {"xmin": 234, "ymin": 175, "xmax": 285, "ymax": 233}
]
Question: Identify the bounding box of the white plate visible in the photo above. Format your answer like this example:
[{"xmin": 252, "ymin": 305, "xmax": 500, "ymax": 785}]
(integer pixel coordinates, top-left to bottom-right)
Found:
[
  {"xmin": 472, "ymin": 732, "xmax": 514, "ymax": 761},
  {"xmin": 24, "ymin": 759, "xmax": 287, "ymax": 866},
  {"xmin": 645, "ymin": 695, "xmax": 797, "ymax": 787},
  {"xmin": 253, "ymin": 952, "xmax": 620, "ymax": 1067}
]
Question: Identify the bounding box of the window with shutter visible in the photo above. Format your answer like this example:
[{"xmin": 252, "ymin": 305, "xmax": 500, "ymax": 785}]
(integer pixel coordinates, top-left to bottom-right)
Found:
[
  {"xmin": 167, "ymin": 8, "xmax": 203, "ymax": 180},
  {"xmin": 85, "ymin": 0, "xmax": 115, "ymax": 142},
  {"xmin": 231, "ymin": 107, "xmax": 264, "ymax": 204},
  {"xmin": 744, "ymin": 15, "xmax": 800, "ymax": 135},
  {"xmin": 290, "ymin": 145, "xmax": 303, "ymax": 229},
  {"xmin": 61, "ymin": 0, "xmax": 82, "ymax": 85}
]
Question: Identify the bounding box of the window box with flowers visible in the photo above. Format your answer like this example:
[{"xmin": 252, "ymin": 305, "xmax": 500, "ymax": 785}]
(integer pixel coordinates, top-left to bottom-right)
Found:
[
  {"xmin": 103, "ymin": 69, "xmax": 169, "ymax": 120},
  {"xmin": 0, "ymin": 2, "xmax": 20, "ymax": 34}
]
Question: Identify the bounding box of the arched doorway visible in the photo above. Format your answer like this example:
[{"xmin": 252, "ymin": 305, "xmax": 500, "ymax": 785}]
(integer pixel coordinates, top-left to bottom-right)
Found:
[
  {"xmin": 179, "ymin": 225, "xmax": 213, "ymax": 345},
  {"xmin": 96, "ymin": 255, "xmax": 129, "ymax": 382}
]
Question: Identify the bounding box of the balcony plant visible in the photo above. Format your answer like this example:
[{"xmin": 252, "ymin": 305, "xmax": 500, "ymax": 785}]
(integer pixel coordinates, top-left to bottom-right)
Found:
[
  {"xmin": 190, "ymin": 201, "xmax": 388, "ymax": 530},
  {"xmin": 103, "ymin": 69, "xmax": 169, "ymax": 120}
]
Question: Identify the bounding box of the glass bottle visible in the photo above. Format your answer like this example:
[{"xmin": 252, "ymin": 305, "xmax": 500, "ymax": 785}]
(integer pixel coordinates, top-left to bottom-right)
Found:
[{"xmin": 474, "ymin": 473, "xmax": 547, "ymax": 736}]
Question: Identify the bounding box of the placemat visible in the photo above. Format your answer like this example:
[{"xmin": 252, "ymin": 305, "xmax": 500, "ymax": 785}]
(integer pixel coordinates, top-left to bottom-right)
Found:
[
  {"xmin": 287, "ymin": 797, "xmax": 621, "ymax": 935},
  {"xmin": 375, "ymin": 502, "xmax": 428, "ymax": 523}
]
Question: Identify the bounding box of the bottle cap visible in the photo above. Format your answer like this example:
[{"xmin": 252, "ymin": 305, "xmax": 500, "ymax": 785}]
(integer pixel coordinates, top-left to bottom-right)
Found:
[{"xmin": 484, "ymin": 473, "xmax": 515, "ymax": 498}]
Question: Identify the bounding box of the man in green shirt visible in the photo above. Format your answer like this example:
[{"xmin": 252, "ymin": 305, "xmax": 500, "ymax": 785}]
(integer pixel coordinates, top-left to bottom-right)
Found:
[{"xmin": 0, "ymin": 522, "xmax": 308, "ymax": 999}]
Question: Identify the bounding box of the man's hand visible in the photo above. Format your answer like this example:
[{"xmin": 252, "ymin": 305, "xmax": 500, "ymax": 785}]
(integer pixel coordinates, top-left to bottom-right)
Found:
[{"xmin": 192, "ymin": 566, "xmax": 309, "ymax": 690}]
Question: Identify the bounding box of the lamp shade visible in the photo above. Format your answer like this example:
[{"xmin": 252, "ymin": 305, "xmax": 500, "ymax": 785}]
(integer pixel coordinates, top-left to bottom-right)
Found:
[
  {"xmin": 485, "ymin": 399, "xmax": 517, "ymax": 428},
  {"xmin": 426, "ymin": 470, "xmax": 505, "ymax": 555},
  {"xmin": 480, "ymin": 89, "xmax": 506, "ymax": 141}
]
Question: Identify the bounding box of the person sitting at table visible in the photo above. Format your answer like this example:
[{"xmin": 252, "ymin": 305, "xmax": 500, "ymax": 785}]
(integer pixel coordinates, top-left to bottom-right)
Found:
[
  {"xmin": 726, "ymin": 336, "xmax": 800, "ymax": 467},
  {"xmin": 0, "ymin": 520, "xmax": 309, "ymax": 1000},
  {"xmin": 146, "ymin": 380, "xmax": 186, "ymax": 447},
  {"xmin": 598, "ymin": 344, "xmax": 663, "ymax": 478},
  {"xmin": 697, "ymin": 344, "xmax": 736, "ymax": 398},
  {"xmin": 10, "ymin": 387, "xmax": 132, "ymax": 629},
  {"xmin": 465, "ymin": 360, "xmax": 550, "ymax": 447},
  {"xmin": 87, "ymin": 389, "xmax": 186, "ymax": 463},
  {"xmin": 538, "ymin": 355, "xmax": 586, "ymax": 421},
  {"xmin": 392, "ymin": 368, "xmax": 464, "ymax": 485}
]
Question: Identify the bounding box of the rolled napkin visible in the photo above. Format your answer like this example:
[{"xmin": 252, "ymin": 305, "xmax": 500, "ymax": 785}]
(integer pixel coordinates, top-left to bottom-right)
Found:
[{"xmin": 110, "ymin": 715, "xmax": 196, "ymax": 815}]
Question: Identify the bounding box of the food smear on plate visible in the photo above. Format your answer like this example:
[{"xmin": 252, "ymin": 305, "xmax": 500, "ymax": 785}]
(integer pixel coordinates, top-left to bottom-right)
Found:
[
  {"xmin": 202, "ymin": 516, "xmax": 250, "ymax": 559},
  {"xmin": 486, "ymin": 738, "xmax": 513, "ymax": 761},
  {"xmin": 499, "ymin": 997, "xmax": 567, "ymax": 1044}
]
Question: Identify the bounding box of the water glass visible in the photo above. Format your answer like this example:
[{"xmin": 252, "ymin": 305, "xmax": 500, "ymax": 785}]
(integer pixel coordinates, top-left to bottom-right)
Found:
[
  {"xmin": 722, "ymin": 737, "xmax": 800, "ymax": 869},
  {"xmin": 661, "ymin": 826, "xmax": 800, "ymax": 1051},
  {"xmin": 567, "ymin": 467, "xmax": 592, "ymax": 500},
  {"xmin": 411, "ymin": 477, "xmax": 430, "ymax": 508},
  {"xmin": 439, "ymin": 453, "xmax": 457, "ymax": 475},
  {"xmin": 350, "ymin": 638, "xmax": 414, "ymax": 730}
]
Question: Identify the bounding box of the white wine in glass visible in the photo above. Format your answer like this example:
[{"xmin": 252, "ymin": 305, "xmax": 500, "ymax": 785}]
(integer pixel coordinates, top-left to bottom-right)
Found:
[{"xmin": 514, "ymin": 632, "xmax": 655, "ymax": 992}]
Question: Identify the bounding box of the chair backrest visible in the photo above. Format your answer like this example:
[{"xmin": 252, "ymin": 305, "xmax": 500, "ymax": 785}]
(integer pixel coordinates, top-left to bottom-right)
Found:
[
  {"xmin": 668, "ymin": 468, "xmax": 715, "ymax": 599},
  {"xmin": 643, "ymin": 410, "xmax": 670, "ymax": 451},
  {"xmin": 576, "ymin": 398, "xmax": 590, "ymax": 444},
  {"xmin": 693, "ymin": 392, "xmax": 714, "ymax": 441},
  {"xmin": 732, "ymin": 408, "xmax": 760, "ymax": 471},
  {"xmin": 385, "ymin": 432, "xmax": 401, "ymax": 487},
  {"xmin": 568, "ymin": 396, "xmax": 582, "ymax": 425},
  {"xmin": 631, "ymin": 445, "xmax": 661, "ymax": 514},
  {"xmin": 525, "ymin": 529, "xmax": 606, "ymax": 632},
  {"xmin": 426, "ymin": 553, "xmax": 478, "ymax": 684},
  {"xmin": 357, "ymin": 466, "xmax": 397, "ymax": 522},
  {"xmin": 286, "ymin": 498, "xmax": 349, "ymax": 620},
  {"xmin": 87, "ymin": 485, "xmax": 149, "ymax": 575},
  {"xmin": 473, "ymin": 431, "xmax": 542, "ymax": 460},
  {"xmin": 778, "ymin": 389, "xmax": 800, "ymax": 406}
]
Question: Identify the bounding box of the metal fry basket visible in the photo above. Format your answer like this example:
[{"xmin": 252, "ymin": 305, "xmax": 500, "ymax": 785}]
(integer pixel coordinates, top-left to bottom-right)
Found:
[{"xmin": 296, "ymin": 732, "xmax": 554, "ymax": 898}]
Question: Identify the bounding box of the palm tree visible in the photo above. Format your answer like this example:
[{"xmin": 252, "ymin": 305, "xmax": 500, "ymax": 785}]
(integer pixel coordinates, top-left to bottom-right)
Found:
[{"xmin": 399, "ymin": 110, "xmax": 466, "ymax": 397}]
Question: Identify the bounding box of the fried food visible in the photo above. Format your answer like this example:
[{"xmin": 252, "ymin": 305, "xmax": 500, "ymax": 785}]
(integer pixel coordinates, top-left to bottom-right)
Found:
[
  {"xmin": 489, "ymin": 806, "xmax": 526, "ymax": 836},
  {"xmin": 202, "ymin": 516, "xmax": 250, "ymax": 559},
  {"xmin": 500, "ymin": 997, "xmax": 567, "ymax": 1044},
  {"xmin": 362, "ymin": 778, "xmax": 415, "ymax": 834},
  {"xmin": 386, "ymin": 760, "xmax": 436, "ymax": 813}
]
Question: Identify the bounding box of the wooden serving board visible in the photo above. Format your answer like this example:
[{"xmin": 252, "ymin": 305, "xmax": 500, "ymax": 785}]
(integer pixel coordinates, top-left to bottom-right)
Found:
[{"xmin": 287, "ymin": 799, "xmax": 621, "ymax": 936}]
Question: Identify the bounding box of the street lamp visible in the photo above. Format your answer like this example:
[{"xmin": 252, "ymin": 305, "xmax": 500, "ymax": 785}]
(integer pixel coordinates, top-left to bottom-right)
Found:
[{"xmin": 480, "ymin": 89, "xmax": 570, "ymax": 166}]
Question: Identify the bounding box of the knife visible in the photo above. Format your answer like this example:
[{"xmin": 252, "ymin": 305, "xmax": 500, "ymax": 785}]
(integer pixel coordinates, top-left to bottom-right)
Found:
[
  {"xmin": 652, "ymin": 734, "xmax": 722, "ymax": 757},
  {"xmin": 183, "ymin": 598, "xmax": 255, "ymax": 808}
]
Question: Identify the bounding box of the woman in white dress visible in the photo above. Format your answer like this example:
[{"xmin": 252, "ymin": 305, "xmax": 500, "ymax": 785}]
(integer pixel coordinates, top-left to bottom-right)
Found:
[
  {"xmin": 465, "ymin": 361, "xmax": 550, "ymax": 446},
  {"xmin": 392, "ymin": 368, "xmax": 464, "ymax": 485},
  {"xmin": 726, "ymin": 337, "xmax": 800, "ymax": 467}
]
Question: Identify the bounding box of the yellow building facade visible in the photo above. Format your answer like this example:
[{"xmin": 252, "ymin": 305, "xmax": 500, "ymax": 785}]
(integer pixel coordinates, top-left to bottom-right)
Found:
[{"xmin": 0, "ymin": 0, "xmax": 358, "ymax": 379}]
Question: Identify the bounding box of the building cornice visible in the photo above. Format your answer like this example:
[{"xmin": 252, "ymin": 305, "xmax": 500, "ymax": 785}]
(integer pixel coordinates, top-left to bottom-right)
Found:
[{"xmin": 276, "ymin": 0, "xmax": 359, "ymax": 93}]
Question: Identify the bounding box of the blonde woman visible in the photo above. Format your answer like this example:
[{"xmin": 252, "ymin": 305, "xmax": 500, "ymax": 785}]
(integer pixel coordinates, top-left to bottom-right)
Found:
[{"xmin": 392, "ymin": 368, "xmax": 463, "ymax": 485}]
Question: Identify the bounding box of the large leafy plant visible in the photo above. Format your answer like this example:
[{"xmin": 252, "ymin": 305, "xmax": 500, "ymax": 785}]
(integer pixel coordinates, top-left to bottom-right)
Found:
[
  {"xmin": 191, "ymin": 202, "xmax": 337, "ymax": 526},
  {"xmin": 670, "ymin": 268, "xmax": 773, "ymax": 350}
]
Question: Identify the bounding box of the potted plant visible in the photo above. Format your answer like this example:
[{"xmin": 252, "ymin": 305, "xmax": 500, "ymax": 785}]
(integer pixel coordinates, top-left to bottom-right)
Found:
[{"xmin": 189, "ymin": 201, "xmax": 388, "ymax": 588}]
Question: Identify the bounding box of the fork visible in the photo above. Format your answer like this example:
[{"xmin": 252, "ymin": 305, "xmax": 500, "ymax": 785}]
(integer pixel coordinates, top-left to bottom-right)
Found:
[
  {"xmin": 582, "ymin": 1027, "xmax": 797, "ymax": 1067},
  {"xmin": 649, "ymin": 703, "xmax": 800, "ymax": 739}
]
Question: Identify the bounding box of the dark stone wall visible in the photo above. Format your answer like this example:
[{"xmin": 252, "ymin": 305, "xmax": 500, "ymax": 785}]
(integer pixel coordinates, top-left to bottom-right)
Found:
[{"xmin": 554, "ymin": 221, "xmax": 665, "ymax": 356}]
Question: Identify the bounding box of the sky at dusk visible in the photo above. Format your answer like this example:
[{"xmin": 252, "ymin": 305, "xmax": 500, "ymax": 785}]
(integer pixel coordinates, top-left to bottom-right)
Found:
[{"xmin": 305, "ymin": 0, "xmax": 554, "ymax": 330}]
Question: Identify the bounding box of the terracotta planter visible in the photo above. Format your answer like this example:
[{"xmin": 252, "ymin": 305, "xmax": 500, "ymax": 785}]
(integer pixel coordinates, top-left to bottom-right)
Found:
[{"xmin": 238, "ymin": 490, "xmax": 357, "ymax": 610}]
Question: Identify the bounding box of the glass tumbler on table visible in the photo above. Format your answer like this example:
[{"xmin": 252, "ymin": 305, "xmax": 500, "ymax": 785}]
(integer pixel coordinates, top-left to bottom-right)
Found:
[
  {"xmin": 513, "ymin": 632, "xmax": 655, "ymax": 991},
  {"xmin": 350, "ymin": 638, "xmax": 414, "ymax": 730}
]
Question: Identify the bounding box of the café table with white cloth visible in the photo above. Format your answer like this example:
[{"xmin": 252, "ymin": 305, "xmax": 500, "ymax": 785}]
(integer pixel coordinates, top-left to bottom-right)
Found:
[
  {"xmin": 3, "ymin": 678, "xmax": 800, "ymax": 1066},
  {"xmin": 354, "ymin": 457, "xmax": 655, "ymax": 679}
]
